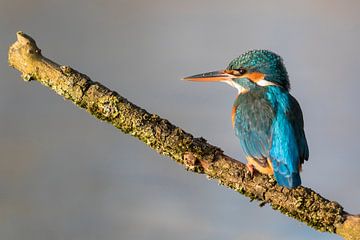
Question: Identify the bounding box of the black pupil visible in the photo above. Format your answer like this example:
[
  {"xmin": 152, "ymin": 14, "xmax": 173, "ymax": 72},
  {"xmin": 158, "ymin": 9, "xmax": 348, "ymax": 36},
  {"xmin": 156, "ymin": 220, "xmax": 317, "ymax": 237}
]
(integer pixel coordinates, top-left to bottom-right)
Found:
[{"xmin": 238, "ymin": 68, "xmax": 246, "ymax": 75}]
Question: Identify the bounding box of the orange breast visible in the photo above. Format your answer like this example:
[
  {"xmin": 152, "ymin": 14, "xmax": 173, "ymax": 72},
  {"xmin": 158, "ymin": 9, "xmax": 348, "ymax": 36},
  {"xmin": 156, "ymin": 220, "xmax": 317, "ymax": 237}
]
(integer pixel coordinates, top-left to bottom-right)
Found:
[{"xmin": 232, "ymin": 106, "xmax": 236, "ymax": 128}]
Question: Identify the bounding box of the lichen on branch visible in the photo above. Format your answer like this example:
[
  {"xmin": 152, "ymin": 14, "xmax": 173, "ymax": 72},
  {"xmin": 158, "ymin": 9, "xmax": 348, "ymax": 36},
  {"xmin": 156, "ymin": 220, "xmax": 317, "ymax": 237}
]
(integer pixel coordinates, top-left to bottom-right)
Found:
[{"xmin": 8, "ymin": 32, "xmax": 360, "ymax": 240}]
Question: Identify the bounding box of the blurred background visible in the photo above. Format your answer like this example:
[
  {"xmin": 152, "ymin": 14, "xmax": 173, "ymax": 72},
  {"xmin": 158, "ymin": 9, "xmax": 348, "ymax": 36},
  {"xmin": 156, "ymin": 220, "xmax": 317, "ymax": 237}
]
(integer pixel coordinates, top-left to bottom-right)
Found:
[{"xmin": 1, "ymin": 0, "xmax": 359, "ymax": 239}]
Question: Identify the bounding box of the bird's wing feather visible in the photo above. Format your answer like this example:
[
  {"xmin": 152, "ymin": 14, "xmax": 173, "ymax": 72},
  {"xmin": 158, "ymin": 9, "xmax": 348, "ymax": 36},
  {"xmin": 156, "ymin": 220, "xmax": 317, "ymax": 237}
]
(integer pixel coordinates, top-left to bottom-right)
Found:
[
  {"xmin": 269, "ymin": 91, "xmax": 308, "ymax": 187},
  {"xmin": 234, "ymin": 93, "xmax": 275, "ymax": 160},
  {"xmin": 287, "ymin": 95, "xmax": 309, "ymax": 163}
]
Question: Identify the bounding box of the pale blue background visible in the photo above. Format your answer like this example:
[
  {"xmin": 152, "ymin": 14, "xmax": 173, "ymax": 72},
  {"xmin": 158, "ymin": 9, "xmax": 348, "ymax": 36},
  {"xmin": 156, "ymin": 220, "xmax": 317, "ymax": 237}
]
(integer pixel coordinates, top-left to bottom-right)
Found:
[{"xmin": 1, "ymin": 0, "xmax": 359, "ymax": 239}]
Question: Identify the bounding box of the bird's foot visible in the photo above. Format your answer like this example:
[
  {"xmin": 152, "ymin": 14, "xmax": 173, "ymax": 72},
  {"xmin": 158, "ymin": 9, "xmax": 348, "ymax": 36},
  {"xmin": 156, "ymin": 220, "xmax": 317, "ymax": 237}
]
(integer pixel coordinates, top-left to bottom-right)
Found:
[{"xmin": 246, "ymin": 163, "xmax": 255, "ymax": 177}]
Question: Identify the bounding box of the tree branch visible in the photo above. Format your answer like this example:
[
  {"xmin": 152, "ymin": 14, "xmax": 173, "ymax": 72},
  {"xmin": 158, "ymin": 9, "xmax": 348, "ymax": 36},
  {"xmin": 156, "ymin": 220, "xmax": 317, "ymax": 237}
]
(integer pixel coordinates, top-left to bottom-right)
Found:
[{"xmin": 8, "ymin": 32, "xmax": 360, "ymax": 240}]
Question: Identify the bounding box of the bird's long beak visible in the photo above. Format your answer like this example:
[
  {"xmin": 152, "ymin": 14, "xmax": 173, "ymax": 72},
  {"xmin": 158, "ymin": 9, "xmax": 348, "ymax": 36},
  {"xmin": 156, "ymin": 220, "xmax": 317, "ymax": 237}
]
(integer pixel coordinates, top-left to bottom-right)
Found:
[{"xmin": 183, "ymin": 70, "xmax": 234, "ymax": 82}]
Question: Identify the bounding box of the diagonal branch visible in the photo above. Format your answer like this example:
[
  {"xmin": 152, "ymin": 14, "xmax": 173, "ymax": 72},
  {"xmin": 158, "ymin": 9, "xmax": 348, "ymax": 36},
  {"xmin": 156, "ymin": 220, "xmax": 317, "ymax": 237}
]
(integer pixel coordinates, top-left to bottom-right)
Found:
[{"xmin": 8, "ymin": 32, "xmax": 360, "ymax": 240}]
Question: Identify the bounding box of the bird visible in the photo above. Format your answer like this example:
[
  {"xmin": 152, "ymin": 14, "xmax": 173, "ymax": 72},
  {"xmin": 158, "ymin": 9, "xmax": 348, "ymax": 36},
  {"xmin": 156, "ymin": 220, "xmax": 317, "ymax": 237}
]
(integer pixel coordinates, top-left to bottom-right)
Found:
[{"xmin": 183, "ymin": 50, "xmax": 309, "ymax": 188}]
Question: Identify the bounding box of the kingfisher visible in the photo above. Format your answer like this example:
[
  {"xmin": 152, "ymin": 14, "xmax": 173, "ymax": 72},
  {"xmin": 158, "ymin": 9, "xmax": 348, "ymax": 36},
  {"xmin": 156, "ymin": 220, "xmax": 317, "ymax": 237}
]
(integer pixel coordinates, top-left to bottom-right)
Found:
[{"xmin": 184, "ymin": 50, "xmax": 309, "ymax": 188}]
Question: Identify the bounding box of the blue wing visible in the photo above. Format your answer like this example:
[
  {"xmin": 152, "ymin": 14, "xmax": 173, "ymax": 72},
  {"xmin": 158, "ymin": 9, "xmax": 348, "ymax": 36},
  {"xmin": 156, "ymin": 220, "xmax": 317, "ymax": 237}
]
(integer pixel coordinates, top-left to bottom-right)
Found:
[
  {"xmin": 269, "ymin": 91, "xmax": 309, "ymax": 188},
  {"xmin": 287, "ymin": 95, "xmax": 309, "ymax": 163}
]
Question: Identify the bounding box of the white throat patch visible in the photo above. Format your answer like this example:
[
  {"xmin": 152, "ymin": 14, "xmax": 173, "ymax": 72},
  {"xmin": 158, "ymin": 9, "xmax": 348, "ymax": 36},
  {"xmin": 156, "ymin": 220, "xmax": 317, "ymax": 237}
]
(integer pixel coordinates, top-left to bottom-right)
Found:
[
  {"xmin": 222, "ymin": 78, "xmax": 279, "ymax": 94},
  {"xmin": 222, "ymin": 80, "xmax": 247, "ymax": 94}
]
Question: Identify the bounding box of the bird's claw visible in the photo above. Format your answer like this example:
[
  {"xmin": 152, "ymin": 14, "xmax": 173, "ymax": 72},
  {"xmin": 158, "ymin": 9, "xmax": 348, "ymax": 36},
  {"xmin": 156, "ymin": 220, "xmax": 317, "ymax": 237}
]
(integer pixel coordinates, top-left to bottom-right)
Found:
[{"xmin": 246, "ymin": 163, "xmax": 254, "ymax": 177}]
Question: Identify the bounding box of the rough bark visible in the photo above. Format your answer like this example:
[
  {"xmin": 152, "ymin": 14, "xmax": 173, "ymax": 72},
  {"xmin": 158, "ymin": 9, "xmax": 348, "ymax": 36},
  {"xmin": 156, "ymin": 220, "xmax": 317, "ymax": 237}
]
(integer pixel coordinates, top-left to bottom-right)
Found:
[{"xmin": 8, "ymin": 32, "xmax": 360, "ymax": 240}]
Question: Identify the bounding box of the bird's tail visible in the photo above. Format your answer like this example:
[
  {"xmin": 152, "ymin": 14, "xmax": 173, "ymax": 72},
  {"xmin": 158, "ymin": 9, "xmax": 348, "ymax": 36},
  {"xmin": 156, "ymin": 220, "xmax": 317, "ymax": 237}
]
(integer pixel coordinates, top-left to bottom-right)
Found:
[{"xmin": 274, "ymin": 171, "xmax": 301, "ymax": 189}]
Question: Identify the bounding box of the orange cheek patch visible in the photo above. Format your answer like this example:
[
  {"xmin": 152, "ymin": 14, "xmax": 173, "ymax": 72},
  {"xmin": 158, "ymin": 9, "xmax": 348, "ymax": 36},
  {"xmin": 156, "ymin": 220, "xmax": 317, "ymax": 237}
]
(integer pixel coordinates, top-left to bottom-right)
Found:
[{"xmin": 242, "ymin": 72, "xmax": 265, "ymax": 83}]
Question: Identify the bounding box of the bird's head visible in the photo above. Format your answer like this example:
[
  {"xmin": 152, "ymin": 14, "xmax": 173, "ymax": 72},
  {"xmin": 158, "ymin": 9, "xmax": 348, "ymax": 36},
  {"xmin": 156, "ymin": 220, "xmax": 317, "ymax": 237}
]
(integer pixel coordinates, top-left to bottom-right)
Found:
[{"xmin": 184, "ymin": 50, "xmax": 290, "ymax": 93}]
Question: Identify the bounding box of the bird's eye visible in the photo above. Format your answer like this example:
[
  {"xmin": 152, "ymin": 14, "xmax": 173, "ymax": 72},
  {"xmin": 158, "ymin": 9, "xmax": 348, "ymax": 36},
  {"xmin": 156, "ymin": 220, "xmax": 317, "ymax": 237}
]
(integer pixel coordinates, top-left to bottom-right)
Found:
[{"xmin": 237, "ymin": 68, "xmax": 247, "ymax": 75}]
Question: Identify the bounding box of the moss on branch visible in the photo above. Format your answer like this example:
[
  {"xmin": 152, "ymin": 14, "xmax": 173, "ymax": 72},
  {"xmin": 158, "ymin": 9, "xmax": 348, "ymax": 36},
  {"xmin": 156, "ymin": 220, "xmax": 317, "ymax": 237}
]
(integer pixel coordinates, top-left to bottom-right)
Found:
[{"xmin": 8, "ymin": 32, "xmax": 360, "ymax": 240}]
